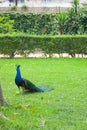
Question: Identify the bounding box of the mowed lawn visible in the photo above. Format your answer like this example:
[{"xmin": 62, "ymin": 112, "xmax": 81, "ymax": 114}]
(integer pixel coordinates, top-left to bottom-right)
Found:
[{"xmin": 0, "ymin": 58, "xmax": 87, "ymax": 130}]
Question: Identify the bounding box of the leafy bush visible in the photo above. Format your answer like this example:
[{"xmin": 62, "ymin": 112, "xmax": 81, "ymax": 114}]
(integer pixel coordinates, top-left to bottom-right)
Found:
[
  {"xmin": 21, "ymin": 5, "xmax": 28, "ymax": 10},
  {"xmin": 11, "ymin": 5, "xmax": 17, "ymax": 11},
  {"xmin": 0, "ymin": 15, "xmax": 15, "ymax": 33},
  {"xmin": 78, "ymin": 6, "xmax": 87, "ymax": 34},
  {"xmin": 0, "ymin": 0, "xmax": 87, "ymax": 35},
  {"xmin": 0, "ymin": 34, "xmax": 87, "ymax": 57}
]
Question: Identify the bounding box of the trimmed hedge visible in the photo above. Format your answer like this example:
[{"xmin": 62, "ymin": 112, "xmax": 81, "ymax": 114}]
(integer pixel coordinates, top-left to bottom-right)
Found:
[{"xmin": 0, "ymin": 34, "xmax": 87, "ymax": 57}]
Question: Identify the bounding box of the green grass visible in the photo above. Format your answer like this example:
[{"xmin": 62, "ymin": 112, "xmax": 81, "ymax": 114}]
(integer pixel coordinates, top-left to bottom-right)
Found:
[{"xmin": 0, "ymin": 58, "xmax": 87, "ymax": 130}]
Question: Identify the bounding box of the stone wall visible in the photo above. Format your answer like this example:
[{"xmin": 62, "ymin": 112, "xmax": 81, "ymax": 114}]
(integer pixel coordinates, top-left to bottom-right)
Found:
[
  {"xmin": 0, "ymin": 7, "xmax": 69, "ymax": 13},
  {"xmin": 0, "ymin": 0, "xmax": 86, "ymax": 13}
]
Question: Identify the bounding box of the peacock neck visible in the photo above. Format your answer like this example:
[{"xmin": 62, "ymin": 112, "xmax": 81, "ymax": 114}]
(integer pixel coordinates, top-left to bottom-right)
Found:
[{"xmin": 16, "ymin": 67, "xmax": 22, "ymax": 81}]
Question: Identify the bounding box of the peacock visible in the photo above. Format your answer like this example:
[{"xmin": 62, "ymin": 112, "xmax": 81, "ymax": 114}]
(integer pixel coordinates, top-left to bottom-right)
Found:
[{"xmin": 15, "ymin": 65, "xmax": 53, "ymax": 93}]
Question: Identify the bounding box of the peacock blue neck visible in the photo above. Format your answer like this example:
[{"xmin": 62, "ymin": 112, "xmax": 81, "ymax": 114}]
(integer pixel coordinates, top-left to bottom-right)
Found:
[{"xmin": 16, "ymin": 67, "xmax": 23, "ymax": 82}]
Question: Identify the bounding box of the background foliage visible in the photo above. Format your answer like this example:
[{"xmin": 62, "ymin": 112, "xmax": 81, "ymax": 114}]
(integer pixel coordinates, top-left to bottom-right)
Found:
[
  {"xmin": 0, "ymin": 34, "xmax": 87, "ymax": 57},
  {"xmin": 0, "ymin": 15, "xmax": 15, "ymax": 33},
  {"xmin": 0, "ymin": 2, "xmax": 87, "ymax": 35},
  {"xmin": 0, "ymin": 0, "xmax": 86, "ymax": 57}
]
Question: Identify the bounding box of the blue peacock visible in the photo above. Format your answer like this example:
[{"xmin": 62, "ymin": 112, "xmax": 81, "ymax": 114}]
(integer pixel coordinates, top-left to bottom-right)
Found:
[{"xmin": 15, "ymin": 65, "xmax": 53, "ymax": 93}]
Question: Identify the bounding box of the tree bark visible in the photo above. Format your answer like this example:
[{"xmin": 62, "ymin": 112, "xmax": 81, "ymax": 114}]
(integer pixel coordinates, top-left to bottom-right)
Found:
[
  {"xmin": 0, "ymin": 83, "xmax": 8, "ymax": 105},
  {"xmin": 15, "ymin": 0, "xmax": 18, "ymax": 6}
]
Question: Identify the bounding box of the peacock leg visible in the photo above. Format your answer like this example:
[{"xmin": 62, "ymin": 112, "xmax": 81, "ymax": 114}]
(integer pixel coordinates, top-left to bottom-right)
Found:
[{"xmin": 19, "ymin": 87, "xmax": 23, "ymax": 95}]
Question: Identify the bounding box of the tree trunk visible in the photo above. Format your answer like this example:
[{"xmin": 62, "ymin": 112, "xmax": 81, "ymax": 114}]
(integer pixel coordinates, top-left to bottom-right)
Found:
[
  {"xmin": 15, "ymin": 0, "xmax": 18, "ymax": 6},
  {"xmin": 0, "ymin": 84, "xmax": 8, "ymax": 105}
]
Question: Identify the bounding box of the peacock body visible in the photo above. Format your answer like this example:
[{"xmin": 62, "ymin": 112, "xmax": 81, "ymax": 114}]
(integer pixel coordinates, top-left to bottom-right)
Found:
[{"xmin": 15, "ymin": 65, "xmax": 53, "ymax": 92}]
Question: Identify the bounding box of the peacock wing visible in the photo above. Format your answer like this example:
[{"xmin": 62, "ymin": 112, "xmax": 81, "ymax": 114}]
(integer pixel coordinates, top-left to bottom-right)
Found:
[
  {"xmin": 22, "ymin": 78, "xmax": 37, "ymax": 92},
  {"xmin": 23, "ymin": 78, "xmax": 44, "ymax": 92}
]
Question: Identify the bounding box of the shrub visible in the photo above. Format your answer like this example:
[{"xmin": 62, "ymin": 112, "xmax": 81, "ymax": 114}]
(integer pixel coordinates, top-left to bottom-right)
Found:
[
  {"xmin": 0, "ymin": 34, "xmax": 87, "ymax": 58},
  {"xmin": 11, "ymin": 5, "xmax": 17, "ymax": 11},
  {"xmin": 0, "ymin": 15, "xmax": 15, "ymax": 33},
  {"xmin": 21, "ymin": 5, "xmax": 28, "ymax": 10}
]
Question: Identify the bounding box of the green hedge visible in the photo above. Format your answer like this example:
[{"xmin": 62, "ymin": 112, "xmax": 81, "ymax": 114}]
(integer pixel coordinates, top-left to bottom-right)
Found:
[
  {"xmin": 0, "ymin": 34, "xmax": 87, "ymax": 57},
  {"xmin": 1, "ymin": 13, "xmax": 58, "ymax": 34},
  {"xmin": 0, "ymin": 12, "xmax": 86, "ymax": 35}
]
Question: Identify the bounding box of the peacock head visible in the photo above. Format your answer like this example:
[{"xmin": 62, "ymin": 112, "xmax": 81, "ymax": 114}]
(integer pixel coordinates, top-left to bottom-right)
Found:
[{"xmin": 16, "ymin": 64, "xmax": 21, "ymax": 71}]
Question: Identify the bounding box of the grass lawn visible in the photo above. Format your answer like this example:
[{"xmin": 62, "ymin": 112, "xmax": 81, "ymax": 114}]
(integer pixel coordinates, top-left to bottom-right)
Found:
[{"xmin": 0, "ymin": 58, "xmax": 87, "ymax": 130}]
